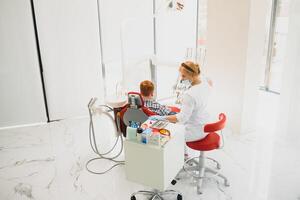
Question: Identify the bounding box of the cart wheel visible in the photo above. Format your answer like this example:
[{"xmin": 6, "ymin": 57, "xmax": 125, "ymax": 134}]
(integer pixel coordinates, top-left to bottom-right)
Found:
[
  {"xmin": 130, "ymin": 195, "xmax": 136, "ymax": 200},
  {"xmin": 171, "ymin": 179, "xmax": 177, "ymax": 185},
  {"xmin": 177, "ymin": 194, "xmax": 182, "ymax": 200}
]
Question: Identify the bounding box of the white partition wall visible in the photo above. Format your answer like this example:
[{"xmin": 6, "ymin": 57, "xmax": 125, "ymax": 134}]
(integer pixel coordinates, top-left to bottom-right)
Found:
[
  {"xmin": 156, "ymin": 0, "xmax": 198, "ymax": 99},
  {"xmin": 156, "ymin": 0, "xmax": 197, "ymax": 63},
  {"xmin": 99, "ymin": 0, "xmax": 153, "ymax": 95},
  {"xmin": 97, "ymin": 0, "xmax": 197, "ymax": 98},
  {"xmin": 0, "ymin": 0, "xmax": 47, "ymax": 127},
  {"xmin": 33, "ymin": 0, "xmax": 104, "ymax": 120},
  {"xmin": 120, "ymin": 11, "xmax": 154, "ymax": 92}
]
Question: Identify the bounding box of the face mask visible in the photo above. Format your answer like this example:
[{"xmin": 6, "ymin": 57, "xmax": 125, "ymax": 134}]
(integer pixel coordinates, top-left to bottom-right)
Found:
[{"xmin": 180, "ymin": 79, "xmax": 192, "ymax": 87}]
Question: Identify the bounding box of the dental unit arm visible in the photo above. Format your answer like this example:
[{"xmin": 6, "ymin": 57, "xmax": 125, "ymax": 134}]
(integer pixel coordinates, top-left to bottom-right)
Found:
[
  {"xmin": 86, "ymin": 97, "xmax": 124, "ymax": 175},
  {"xmin": 88, "ymin": 97, "xmax": 114, "ymax": 115}
]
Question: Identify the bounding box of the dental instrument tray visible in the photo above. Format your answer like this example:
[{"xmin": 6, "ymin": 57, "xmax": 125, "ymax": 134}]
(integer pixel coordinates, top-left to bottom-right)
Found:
[{"xmin": 150, "ymin": 120, "xmax": 169, "ymax": 129}]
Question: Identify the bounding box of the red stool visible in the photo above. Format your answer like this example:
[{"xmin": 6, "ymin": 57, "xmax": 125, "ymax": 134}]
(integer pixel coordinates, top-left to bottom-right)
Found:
[{"xmin": 184, "ymin": 113, "xmax": 229, "ymax": 194}]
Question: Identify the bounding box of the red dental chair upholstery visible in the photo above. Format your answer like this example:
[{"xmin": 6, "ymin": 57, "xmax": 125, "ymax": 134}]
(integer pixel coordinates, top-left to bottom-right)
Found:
[
  {"xmin": 184, "ymin": 113, "xmax": 229, "ymax": 194},
  {"xmin": 168, "ymin": 106, "xmax": 181, "ymax": 113},
  {"xmin": 118, "ymin": 92, "xmax": 156, "ymax": 137}
]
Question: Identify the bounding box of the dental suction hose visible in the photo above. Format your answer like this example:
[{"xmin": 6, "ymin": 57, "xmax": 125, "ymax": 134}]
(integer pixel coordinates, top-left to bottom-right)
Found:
[{"xmin": 86, "ymin": 98, "xmax": 124, "ymax": 175}]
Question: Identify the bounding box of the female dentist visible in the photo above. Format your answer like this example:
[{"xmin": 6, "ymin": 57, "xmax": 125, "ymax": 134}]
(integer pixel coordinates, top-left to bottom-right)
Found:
[{"xmin": 149, "ymin": 61, "xmax": 211, "ymax": 142}]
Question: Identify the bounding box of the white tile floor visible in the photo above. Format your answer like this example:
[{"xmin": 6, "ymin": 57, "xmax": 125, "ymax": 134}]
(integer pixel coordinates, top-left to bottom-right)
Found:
[{"xmin": 0, "ymin": 92, "xmax": 299, "ymax": 200}]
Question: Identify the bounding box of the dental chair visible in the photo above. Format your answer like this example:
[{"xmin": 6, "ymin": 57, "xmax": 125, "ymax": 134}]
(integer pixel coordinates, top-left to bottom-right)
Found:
[
  {"xmin": 119, "ymin": 92, "xmax": 156, "ymax": 136},
  {"xmin": 183, "ymin": 113, "xmax": 230, "ymax": 194}
]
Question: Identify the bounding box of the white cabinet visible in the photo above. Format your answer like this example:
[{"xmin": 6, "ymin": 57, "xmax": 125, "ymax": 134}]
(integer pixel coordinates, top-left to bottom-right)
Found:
[{"xmin": 124, "ymin": 123, "xmax": 184, "ymax": 190}]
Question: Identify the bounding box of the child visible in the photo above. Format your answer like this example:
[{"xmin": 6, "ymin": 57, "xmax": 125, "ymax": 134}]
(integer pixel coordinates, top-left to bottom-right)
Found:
[{"xmin": 140, "ymin": 80, "xmax": 177, "ymax": 116}]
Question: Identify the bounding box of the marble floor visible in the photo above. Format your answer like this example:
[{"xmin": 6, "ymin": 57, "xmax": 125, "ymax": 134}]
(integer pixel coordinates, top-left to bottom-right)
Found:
[{"xmin": 0, "ymin": 92, "xmax": 300, "ymax": 200}]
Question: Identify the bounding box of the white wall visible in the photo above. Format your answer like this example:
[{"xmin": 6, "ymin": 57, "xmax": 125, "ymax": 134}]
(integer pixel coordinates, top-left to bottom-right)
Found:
[
  {"xmin": 266, "ymin": 1, "xmax": 300, "ymax": 198},
  {"xmin": 0, "ymin": 0, "xmax": 47, "ymax": 127},
  {"xmin": 275, "ymin": 0, "xmax": 300, "ymax": 142},
  {"xmin": 156, "ymin": 0, "xmax": 198, "ymax": 100},
  {"xmin": 206, "ymin": 0, "xmax": 251, "ymax": 133},
  {"xmin": 34, "ymin": 0, "xmax": 104, "ymax": 120},
  {"xmin": 241, "ymin": 0, "xmax": 269, "ymax": 134}
]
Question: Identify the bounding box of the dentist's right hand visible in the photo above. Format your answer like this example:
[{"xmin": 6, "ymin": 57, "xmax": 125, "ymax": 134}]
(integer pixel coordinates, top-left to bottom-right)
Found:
[{"xmin": 148, "ymin": 115, "xmax": 167, "ymax": 121}]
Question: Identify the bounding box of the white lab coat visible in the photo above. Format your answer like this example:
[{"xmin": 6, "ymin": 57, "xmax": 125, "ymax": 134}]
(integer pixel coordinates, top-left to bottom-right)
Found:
[{"xmin": 176, "ymin": 80, "xmax": 211, "ymax": 142}]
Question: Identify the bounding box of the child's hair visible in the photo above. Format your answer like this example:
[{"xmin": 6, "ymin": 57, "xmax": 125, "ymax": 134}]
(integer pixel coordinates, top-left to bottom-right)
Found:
[{"xmin": 140, "ymin": 80, "xmax": 154, "ymax": 97}]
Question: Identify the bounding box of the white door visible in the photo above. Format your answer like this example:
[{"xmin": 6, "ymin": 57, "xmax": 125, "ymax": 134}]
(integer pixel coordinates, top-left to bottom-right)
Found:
[
  {"xmin": 33, "ymin": 0, "xmax": 104, "ymax": 120},
  {"xmin": 0, "ymin": 0, "xmax": 47, "ymax": 127}
]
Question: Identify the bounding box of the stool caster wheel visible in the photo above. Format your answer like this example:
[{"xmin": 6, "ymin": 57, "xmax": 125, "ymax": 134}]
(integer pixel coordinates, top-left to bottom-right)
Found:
[
  {"xmin": 171, "ymin": 179, "xmax": 177, "ymax": 185},
  {"xmin": 197, "ymin": 187, "xmax": 203, "ymax": 195},
  {"xmin": 225, "ymin": 181, "xmax": 230, "ymax": 187},
  {"xmin": 130, "ymin": 195, "xmax": 136, "ymax": 200},
  {"xmin": 177, "ymin": 194, "xmax": 183, "ymax": 200}
]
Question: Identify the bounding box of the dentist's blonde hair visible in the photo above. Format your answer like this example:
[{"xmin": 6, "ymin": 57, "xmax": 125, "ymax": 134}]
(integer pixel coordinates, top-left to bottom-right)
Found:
[{"xmin": 181, "ymin": 61, "xmax": 201, "ymax": 76}]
